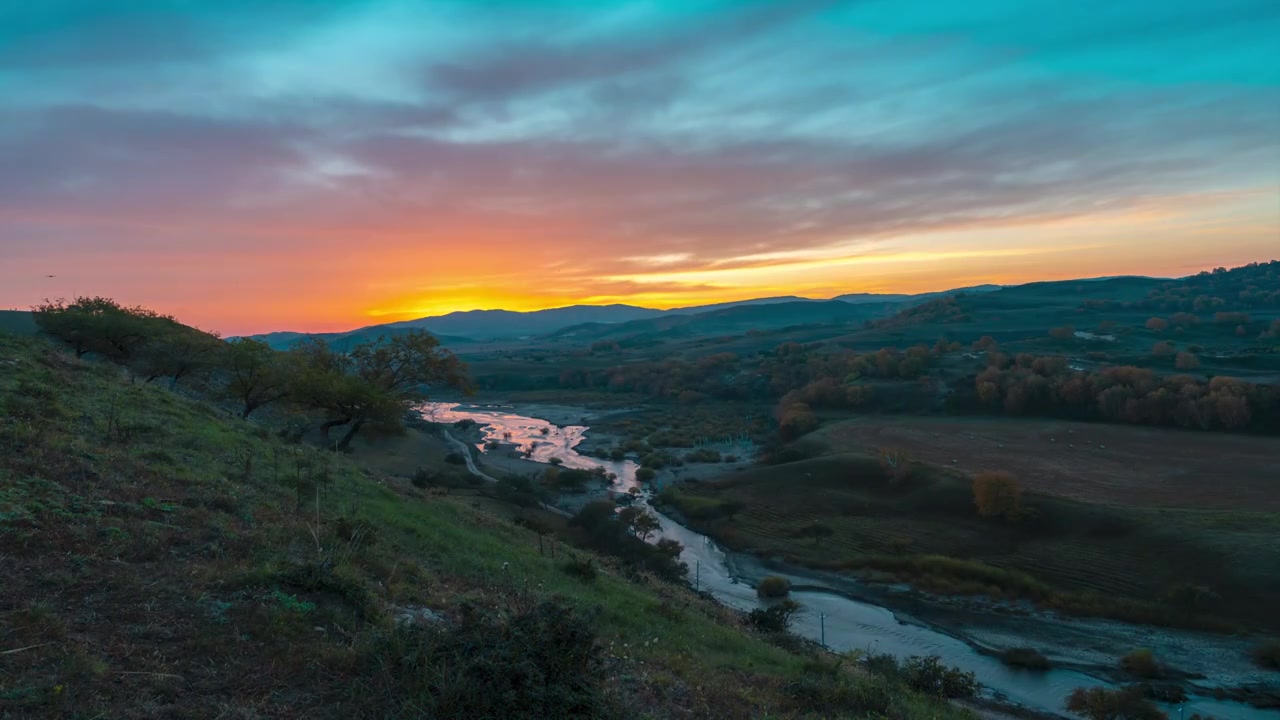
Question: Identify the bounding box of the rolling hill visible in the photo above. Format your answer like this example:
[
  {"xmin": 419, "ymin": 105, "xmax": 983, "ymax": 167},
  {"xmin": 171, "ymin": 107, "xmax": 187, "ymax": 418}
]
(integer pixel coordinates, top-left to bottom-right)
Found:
[
  {"xmin": 247, "ymin": 285, "xmax": 1006, "ymax": 347},
  {"xmin": 546, "ymin": 300, "xmax": 904, "ymax": 344}
]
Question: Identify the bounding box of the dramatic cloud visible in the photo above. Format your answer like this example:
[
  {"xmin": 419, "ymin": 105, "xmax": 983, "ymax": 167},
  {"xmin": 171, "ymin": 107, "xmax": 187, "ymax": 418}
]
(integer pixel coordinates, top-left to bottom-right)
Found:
[{"xmin": 1, "ymin": 0, "xmax": 1277, "ymax": 333}]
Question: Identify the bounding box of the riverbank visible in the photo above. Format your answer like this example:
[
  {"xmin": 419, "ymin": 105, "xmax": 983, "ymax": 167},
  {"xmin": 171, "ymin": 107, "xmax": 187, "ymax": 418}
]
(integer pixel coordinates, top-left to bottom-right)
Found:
[
  {"xmin": 723, "ymin": 548, "xmax": 1273, "ymax": 686},
  {"xmin": 418, "ymin": 401, "xmax": 1277, "ymax": 718}
]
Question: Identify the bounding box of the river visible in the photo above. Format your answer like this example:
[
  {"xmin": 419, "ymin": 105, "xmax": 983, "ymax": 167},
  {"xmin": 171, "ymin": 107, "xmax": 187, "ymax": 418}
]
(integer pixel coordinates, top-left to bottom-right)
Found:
[{"xmin": 419, "ymin": 402, "xmax": 1272, "ymax": 719}]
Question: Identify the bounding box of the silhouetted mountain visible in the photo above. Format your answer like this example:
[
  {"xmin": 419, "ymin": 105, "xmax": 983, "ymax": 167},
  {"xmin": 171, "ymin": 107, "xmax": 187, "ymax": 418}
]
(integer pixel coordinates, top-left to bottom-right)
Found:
[
  {"xmin": 381, "ymin": 304, "xmax": 664, "ymax": 338},
  {"xmin": 664, "ymin": 296, "xmax": 815, "ymax": 314},
  {"xmin": 242, "ymin": 280, "xmax": 1106, "ymax": 347},
  {"xmin": 832, "ymin": 284, "xmax": 1002, "ymax": 304},
  {"xmin": 547, "ymin": 300, "xmax": 904, "ymax": 343},
  {"xmin": 250, "ymin": 326, "xmax": 476, "ymax": 351}
]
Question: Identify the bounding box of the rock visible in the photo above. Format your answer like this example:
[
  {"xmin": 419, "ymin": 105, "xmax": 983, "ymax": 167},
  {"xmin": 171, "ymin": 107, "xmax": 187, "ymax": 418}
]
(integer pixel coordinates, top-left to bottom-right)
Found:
[{"xmin": 394, "ymin": 605, "xmax": 445, "ymax": 626}]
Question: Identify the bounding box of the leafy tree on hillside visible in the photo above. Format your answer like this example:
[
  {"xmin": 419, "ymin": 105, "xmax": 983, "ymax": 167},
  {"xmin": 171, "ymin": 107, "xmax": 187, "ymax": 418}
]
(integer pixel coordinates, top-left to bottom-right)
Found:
[
  {"xmin": 131, "ymin": 324, "xmax": 224, "ymax": 388},
  {"xmin": 291, "ymin": 331, "xmax": 468, "ymax": 450},
  {"xmin": 33, "ymin": 296, "xmax": 170, "ymax": 361},
  {"xmin": 973, "ymin": 471, "xmax": 1022, "ymax": 521},
  {"xmin": 618, "ymin": 506, "xmax": 661, "ymax": 541},
  {"xmin": 225, "ymin": 338, "xmax": 293, "ymax": 419},
  {"xmin": 777, "ymin": 402, "xmax": 818, "ymax": 440}
]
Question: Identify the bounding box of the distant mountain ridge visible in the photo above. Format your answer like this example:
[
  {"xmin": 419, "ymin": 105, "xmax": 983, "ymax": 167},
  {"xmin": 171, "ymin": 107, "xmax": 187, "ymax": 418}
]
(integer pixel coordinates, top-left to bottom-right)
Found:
[
  {"xmin": 382, "ymin": 304, "xmax": 665, "ymax": 336},
  {"xmin": 244, "ymin": 285, "xmax": 1005, "ymax": 348}
]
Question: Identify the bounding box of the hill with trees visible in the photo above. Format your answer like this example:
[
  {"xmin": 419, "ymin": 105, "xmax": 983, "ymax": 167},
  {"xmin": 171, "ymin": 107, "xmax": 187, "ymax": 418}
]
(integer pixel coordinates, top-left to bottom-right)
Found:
[{"xmin": 0, "ymin": 302, "xmax": 981, "ymax": 720}]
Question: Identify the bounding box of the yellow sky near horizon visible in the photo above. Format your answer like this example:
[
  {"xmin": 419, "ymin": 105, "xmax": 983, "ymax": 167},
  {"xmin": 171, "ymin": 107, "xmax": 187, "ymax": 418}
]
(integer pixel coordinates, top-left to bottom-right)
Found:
[{"xmin": 4, "ymin": 184, "xmax": 1277, "ymax": 334}]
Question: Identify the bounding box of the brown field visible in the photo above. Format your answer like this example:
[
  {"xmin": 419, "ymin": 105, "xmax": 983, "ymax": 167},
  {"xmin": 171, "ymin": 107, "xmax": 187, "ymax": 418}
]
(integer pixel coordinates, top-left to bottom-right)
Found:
[{"xmin": 816, "ymin": 417, "xmax": 1280, "ymax": 511}]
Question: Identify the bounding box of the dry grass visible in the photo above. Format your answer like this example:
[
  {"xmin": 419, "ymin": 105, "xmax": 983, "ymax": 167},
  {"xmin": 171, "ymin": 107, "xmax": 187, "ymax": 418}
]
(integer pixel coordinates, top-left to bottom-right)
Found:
[
  {"xmin": 673, "ymin": 449, "xmax": 1279, "ymax": 632},
  {"xmin": 817, "ymin": 416, "xmax": 1280, "ymax": 511}
]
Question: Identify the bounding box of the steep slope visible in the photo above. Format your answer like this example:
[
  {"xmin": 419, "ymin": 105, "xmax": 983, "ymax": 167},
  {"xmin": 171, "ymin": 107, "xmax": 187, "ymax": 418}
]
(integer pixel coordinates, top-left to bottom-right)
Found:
[{"xmin": 0, "ymin": 333, "xmax": 975, "ymax": 720}]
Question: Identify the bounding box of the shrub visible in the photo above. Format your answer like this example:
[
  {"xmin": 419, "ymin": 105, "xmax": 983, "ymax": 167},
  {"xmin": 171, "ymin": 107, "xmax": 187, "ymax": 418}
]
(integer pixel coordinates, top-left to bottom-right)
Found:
[
  {"xmin": 973, "ymin": 471, "xmax": 1022, "ymax": 520},
  {"xmin": 863, "ymin": 652, "xmax": 901, "ymax": 678},
  {"xmin": 444, "ymin": 451, "xmax": 466, "ymax": 465},
  {"xmin": 411, "ymin": 467, "xmax": 436, "ymax": 489},
  {"xmin": 1066, "ymin": 686, "xmax": 1165, "ymax": 720},
  {"xmin": 747, "ymin": 600, "xmax": 800, "ymax": 633},
  {"xmin": 784, "ymin": 674, "xmax": 892, "ymax": 716},
  {"xmin": 901, "ymin": 655, "xmax": 979, "ymax": 698},
  {"xmin": 1252, "ymin": 638, "xmax": 1280, "ymax": 670},
  {"xmin": 635, "ymin": 467, "xmax": 656, "ymax": 482},
  {"xmin": 362, "ymin": 600, "xmax": 608, "ymax": 718},
  {"xmin": 270, "ymin": 590, "xmax": 316, "ymax": 614},
  {"xmin": 1119, "ymin": 648, "xmax": 1163, "ymax": 678},
  {"xmin": 878, "ymin": 448, "xmax": 911, "ymax": 483},
  {"xmin": 562, "ymin": 556, "xmax": 598, "ymax": 583},
  {"xmin": 756, "ymin": 576, "xmax": 791, "ymax": 598},
  {"xmin": 684, "ymin": 448, "xmax": 721, "ymax": 463},
  {"xmin": 777, "ymin": 402, "xmax": 818, "ymax": 440},
  {"xmin": 1000, "ymin": 647, "xmax": 1051, "ymax": 670}
]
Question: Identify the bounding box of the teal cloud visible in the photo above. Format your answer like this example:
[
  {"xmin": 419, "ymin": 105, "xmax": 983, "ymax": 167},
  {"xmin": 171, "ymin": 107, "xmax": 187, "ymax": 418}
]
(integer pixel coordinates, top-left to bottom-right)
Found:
[{"xmin": 0, "ymin": 0, "xmax": 1276, "ymax": 264}]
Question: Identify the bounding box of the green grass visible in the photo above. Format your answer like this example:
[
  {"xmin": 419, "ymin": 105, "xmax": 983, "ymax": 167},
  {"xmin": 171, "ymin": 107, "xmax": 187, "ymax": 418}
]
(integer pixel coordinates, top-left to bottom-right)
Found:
[
  {"xmin": 662, "ymin": 489, "xmax": 736, "ymax": 520},
  {"xmin": 0, "ymin": 334, "xmax": 978, "ymax": 719},
  {"xmin": 671, "ymin": 451, "xmax": 1279, "ymax": 632}
]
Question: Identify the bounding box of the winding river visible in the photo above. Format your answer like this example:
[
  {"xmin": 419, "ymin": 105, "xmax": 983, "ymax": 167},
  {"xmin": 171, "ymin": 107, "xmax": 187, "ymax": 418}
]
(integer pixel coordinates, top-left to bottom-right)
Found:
[{"xmin": 419, "ymin": 402, "xmax": 1271, "ymax": 719}]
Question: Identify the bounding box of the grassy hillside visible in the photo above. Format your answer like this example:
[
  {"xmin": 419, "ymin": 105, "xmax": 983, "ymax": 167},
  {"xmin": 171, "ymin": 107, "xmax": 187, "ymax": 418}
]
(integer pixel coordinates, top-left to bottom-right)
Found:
[{"xmin": 0, "ymin": 333, "xmax": 977, "ymax": 719}]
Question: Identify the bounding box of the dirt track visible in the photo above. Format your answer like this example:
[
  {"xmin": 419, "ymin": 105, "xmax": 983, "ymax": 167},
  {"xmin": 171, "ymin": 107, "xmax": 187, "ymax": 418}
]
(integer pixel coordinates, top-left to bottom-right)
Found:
[{"xmin": 820, "ymin": 417, "xmax": 1280, "ymax": 511}]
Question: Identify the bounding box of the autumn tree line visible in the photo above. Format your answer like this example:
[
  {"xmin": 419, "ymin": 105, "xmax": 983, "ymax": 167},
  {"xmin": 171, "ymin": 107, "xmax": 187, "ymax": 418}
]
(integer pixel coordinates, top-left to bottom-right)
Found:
[
  {"xmin": 970, "ymin": 352, "xmax": 1277, "ymax": 432},
  {"xmin": 33, "ymin": 297, "xmax": 467, "ymax": 449},
  {"xmin": 1130, "ymin": 260, "xmax": 1280, "ymax": 313},
  {"xmin": 552, "ymin": 327, "xmax": 1279, "ymax": 435}
]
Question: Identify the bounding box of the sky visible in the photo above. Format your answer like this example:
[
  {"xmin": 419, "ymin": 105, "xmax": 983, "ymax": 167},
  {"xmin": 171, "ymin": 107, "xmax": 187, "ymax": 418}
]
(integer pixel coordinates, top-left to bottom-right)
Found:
[{"xmin": 1, "ymin": 1, "xmax": 1278, "ymax": 335}]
